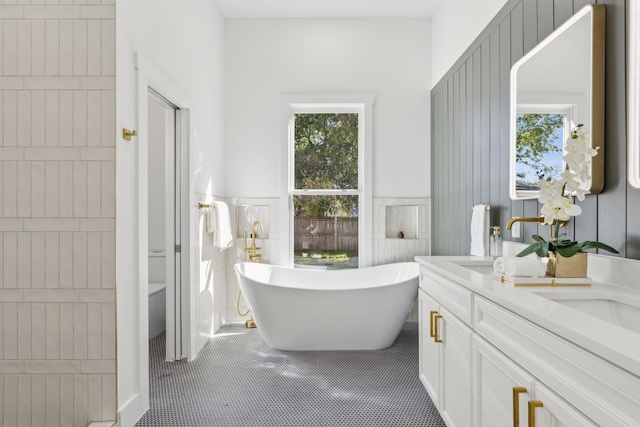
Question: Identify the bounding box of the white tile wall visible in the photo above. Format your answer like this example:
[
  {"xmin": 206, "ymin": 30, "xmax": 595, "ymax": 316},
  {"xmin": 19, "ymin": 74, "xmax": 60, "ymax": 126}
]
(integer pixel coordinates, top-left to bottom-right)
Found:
[
  {"xmin": 374, "ymin": 198, "xmax": 431, "ymax": 321},
  {"xmin": 219, "ymin": 197, "xmax": 430, "ymax": 324},
  {"xmin": 0, "ymin": 1, "xmax": 115, "ymax": 425},
  {"xmin": 373, "ymin": 198, "xmax": 431, "ymax": 265},
  {"xmin": 223, "ymin": 198, "xmax": 280, "ymax": 323}
]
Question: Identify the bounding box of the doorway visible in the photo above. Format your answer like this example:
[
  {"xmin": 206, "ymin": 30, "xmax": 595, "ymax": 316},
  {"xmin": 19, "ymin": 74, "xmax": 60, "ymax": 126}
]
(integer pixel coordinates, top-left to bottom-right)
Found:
[{"xmin": 147, "ymin": 89, "xmax": 184, "ymax": 361}]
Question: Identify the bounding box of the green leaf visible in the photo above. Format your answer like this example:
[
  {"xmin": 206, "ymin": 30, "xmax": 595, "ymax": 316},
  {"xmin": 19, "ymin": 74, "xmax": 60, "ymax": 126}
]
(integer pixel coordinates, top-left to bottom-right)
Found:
[
  {"xmin": 534, "ymin": 242, "xmax": 550, "ymax": 257},
  {"xmin": 517, "ymin": 245, "xmax": 538, "ymax": 257},
  {"xmin": 579, "ymin": 241, "xmax": 619, "ymax": 254},
  {"xmin": 532, "ymin": 235, "xmax": 547, "ymax": 243},
  {"xmin": 556, "ymin": 243, "xmax": 582, "ymax": 257}
]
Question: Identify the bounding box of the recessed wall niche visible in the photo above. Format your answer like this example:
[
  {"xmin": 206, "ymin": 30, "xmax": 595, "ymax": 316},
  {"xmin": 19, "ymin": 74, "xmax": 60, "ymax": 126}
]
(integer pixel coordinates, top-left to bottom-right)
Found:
[
  {"xmin": 237, "ymin": 205, "xmax": 270, "ymax": 238},
  {"xmin": 385, "ymin": 205, "xmax": 419, "ymax": 239}
]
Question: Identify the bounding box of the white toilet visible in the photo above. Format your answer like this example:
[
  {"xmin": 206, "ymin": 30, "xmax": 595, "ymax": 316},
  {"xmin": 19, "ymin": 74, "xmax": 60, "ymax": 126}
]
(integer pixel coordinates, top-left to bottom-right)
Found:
[{"xmin": 148, "ymin": 253, "xmax": 167, "ymax": 340}]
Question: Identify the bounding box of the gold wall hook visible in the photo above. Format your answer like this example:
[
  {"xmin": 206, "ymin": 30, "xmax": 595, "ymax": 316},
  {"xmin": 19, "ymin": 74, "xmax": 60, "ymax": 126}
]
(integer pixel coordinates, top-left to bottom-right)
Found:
[{"xmin": 123, "ymin": 128, "xmax": 138, "ymax": 141}]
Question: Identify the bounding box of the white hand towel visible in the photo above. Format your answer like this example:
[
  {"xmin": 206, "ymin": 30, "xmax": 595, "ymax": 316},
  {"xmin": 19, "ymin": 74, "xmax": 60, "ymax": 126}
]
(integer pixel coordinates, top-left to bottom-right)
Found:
[
  {"xmin": 493, "ymin": 256, "xmax": 517, "ymax": 274},
  {"xmin": 212, "ymin": 201, "xmax": 233, "ymax": 250},
  {"xmin": 504, "ymin": 258, "xmax": 546, "ymax": 277},
  {"xmin": 206, "ymin": 207, "xmax": 216, "ymax": 233},
  {"xmin": 470, "ymin": 204, "xmax": 490, "ymax": 256}
]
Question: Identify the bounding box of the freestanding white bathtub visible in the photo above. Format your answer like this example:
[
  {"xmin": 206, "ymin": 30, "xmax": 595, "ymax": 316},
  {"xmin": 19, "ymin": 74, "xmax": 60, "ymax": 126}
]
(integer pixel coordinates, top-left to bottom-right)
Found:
[{"xmin": 233, "ymin": 261, "xmax": 419, "ymax": 351}]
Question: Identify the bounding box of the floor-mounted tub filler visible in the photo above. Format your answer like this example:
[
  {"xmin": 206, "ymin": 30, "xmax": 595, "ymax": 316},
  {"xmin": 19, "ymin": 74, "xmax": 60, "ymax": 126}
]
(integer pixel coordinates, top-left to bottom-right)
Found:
[{"xmin": 234, "ymin": 261, "xmax": 419, "ymax": 351}]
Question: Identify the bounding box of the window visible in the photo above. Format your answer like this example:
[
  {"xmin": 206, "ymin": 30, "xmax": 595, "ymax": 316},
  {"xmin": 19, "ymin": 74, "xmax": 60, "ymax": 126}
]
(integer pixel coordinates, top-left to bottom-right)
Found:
[{"xmin": 280, "ymin": 96, "xmax": 373, "ymax": 269}]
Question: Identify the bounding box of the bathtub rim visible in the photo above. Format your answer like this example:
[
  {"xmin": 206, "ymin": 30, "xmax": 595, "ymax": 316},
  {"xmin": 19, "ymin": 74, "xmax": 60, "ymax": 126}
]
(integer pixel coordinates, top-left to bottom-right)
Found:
[{"xmin": 234, "ymin": 261, "xmax": 419, "ymax": 291}]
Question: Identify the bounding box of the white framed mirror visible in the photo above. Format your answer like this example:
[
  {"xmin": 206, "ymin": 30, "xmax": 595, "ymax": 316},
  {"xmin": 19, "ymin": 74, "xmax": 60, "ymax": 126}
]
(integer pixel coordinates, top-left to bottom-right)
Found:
[
  {"xmin": 630, "ymin": 0, "xmax": 640, "ymax": 189},
  {"xmin": 509, "ymin": 4, "xmax": 605, "ymax": 200}
]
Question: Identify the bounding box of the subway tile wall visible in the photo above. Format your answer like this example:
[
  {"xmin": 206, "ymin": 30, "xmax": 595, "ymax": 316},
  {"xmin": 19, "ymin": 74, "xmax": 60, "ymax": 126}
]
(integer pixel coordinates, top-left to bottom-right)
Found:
[
  {"xmin": 223, "ymin": 197, "xmax": 430, "ymax": 323},
  {"xmin": 0, "ymin": 2, "xmax": 116, "ymax": 426}
]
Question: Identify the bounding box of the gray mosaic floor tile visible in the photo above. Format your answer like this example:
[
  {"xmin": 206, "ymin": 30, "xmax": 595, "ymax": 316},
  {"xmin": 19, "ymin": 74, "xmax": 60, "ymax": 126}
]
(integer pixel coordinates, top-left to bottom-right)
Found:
[{"xmin": 136, "ymin": 322, "xmax": 445, "ymax": 427}]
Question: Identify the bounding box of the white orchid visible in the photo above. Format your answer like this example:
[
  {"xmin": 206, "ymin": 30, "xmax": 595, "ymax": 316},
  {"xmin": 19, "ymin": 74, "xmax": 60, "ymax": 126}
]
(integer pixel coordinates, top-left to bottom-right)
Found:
[
  {"xmin": 538, "ymin": 124, "xmax": 596, "ymax": 207},
  {"xmin": 518, "ymin": 124, "xmax": 618, "ymax": 259},
  {"xmin": 518, "ymin": 123, "xmax": 618, "ymax": 259}
]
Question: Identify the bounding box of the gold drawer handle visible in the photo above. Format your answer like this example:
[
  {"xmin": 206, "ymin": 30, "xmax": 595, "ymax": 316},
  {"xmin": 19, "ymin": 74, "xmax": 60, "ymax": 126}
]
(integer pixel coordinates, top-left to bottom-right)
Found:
[
  {"xmin": 434, "ymin": 314, "xmax": 443, "ymax": 343},
  {"xmin": 528, "ymin": 400, "xmax": 543, "ymax": 427},
  {"xmin": 429, "ymin": 311, "xmax": 437, "ymax": 337},
  {"xmin": 512, "ymin": 387, "xmax": 527, "ymax": 427}
]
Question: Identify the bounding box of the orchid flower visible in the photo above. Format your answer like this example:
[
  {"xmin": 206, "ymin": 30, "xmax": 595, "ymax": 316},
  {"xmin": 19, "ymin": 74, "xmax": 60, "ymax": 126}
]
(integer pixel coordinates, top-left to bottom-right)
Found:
[{"xmin": 517, "ymin": 125, "xmax": 618, "ymax": 259}]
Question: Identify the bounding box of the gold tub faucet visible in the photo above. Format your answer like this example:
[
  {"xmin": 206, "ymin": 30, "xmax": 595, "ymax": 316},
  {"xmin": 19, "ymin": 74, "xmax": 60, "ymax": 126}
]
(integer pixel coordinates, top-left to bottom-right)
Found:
[{"xmin": 244, "ymin": 220, "xmax": 264, "ymax": 262}]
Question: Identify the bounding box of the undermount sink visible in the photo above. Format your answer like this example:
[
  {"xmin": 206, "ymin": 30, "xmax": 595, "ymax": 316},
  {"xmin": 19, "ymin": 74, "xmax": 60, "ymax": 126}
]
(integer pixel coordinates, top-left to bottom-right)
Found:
[
  {"xmin": 534, "ymin": 291, "xmax": 640, "ymax": 334},
  {"xmin": 451, "ymin": 260, "xmax": 496, "ymax": 274}
]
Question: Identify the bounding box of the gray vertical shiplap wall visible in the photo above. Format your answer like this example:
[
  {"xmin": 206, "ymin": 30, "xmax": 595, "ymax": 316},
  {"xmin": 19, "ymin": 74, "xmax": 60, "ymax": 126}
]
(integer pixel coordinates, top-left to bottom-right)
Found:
[{"xmin": 431, "ymin": 0, "xmax": 640, "ymax": 259}]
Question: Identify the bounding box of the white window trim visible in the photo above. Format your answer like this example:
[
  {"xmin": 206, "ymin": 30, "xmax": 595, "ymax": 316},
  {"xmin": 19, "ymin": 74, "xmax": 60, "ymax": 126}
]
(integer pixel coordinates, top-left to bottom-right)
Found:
[{"xmin": 279, "ymin": 94, "xmax": 374, "ymax": 268}]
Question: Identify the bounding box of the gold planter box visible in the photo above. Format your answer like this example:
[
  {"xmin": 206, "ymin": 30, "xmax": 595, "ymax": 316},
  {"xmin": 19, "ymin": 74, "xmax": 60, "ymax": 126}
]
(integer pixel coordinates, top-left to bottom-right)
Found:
[{"xmin": 546, "ymin": 251, "xmax": 588, "ymax": 278}]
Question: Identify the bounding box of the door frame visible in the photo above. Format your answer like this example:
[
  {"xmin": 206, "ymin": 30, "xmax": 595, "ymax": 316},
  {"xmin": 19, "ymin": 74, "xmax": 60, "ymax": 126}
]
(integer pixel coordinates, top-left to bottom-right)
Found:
[{"xmin": 134, "ymin": 52, "xmax": 195, "ymax": 408}]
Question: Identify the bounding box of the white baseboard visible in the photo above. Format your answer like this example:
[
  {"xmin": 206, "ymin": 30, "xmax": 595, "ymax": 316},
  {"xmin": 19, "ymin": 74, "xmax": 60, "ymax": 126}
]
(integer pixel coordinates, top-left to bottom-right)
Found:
[{"xmin": 118, "ymin": 393, "xmax": 148, "ymax": 427}]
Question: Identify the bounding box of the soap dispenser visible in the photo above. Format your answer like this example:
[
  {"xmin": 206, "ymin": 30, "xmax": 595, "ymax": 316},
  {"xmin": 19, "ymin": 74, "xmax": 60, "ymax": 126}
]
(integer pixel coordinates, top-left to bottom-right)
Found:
[{"xmin": 490, "ymin": 226, "xmax": 503, "ymax": 259}]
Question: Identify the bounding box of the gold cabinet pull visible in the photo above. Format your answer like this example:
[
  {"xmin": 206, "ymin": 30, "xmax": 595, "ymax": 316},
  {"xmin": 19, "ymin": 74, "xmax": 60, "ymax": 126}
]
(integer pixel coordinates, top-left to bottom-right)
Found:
[
  {"xmin": 434, "ymin": 314, "xmax": 443, "ymax": 343},
  {"xmin": 429, "ymin": 311, "xmax": 437, "ymax": 337},
  {"xmin": 512, "ymin": 387, "xmax": 527, "ymax": 427},
  {"xmin": 528, "ymin": 400, "xmax": 543, "ymax": 427}
]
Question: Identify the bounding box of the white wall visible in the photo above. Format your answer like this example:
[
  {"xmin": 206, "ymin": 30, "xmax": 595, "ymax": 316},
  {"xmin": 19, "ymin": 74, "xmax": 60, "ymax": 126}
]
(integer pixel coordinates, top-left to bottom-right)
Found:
[
  {"xmin": 147, "ymin": 98, "xmax": 167, "ymax": 258},
  {"xmin": 431, "ymin": 0, "xmax": 510, "ymax": 87},
  {"xmin": 116, "ymin": 0, "xmax": 226, "ymax": 425},
  {"xmin": 225, "ymin": 18, "xmax": 432, "ymax": 199}
]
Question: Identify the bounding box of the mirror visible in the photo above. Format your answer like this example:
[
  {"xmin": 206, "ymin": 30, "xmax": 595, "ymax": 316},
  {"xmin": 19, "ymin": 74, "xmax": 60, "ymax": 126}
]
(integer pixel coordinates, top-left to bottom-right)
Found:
[
  {"xmin": 630, "ymin": 0, "xmax": 640, "ymax": 189},
  {"xmin": 509, "ymin": 4, "xmax": 605, "ymax": 200}
]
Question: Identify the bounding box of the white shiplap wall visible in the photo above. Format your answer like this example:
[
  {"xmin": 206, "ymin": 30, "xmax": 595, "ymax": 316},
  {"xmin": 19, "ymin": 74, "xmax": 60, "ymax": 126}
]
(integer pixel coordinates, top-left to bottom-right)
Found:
[{"xmin": 0, "ymin": 2, "xmax": 116, "ymax": 426}]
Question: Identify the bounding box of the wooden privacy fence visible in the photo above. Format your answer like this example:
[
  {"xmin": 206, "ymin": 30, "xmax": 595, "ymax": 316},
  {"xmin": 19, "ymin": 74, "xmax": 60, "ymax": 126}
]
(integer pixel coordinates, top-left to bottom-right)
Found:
[{"xmin": 294, "ymin": 216, "xmax": 358, "ymax": 252}]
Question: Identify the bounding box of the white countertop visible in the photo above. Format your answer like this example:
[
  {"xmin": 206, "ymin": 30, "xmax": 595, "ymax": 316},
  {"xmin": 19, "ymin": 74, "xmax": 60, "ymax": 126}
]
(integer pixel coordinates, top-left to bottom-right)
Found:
[{"xmin": 415, "ymin": 255, "xmax": 640, "ymax": 379}]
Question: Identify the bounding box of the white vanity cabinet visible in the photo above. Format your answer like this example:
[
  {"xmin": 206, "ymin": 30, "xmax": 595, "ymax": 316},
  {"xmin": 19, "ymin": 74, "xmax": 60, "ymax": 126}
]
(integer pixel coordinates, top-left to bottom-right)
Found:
[
  {"xmin": 474, "ymin": 294, "xmax": 640, "ymax": 426},
  {"xmin": 419, "ymin": 269, "xmax": 473, "ymax": 427},
  {"xmin": 417, "ymin": 259, "xmax": 640, "ymax": 427},
  {"xmin": 418, "ymin": 290, "xmax": 440, "ymax": 406},
  {"xmin": 472, "ymin": 335, "xmax": 597, "ymax": 427}
]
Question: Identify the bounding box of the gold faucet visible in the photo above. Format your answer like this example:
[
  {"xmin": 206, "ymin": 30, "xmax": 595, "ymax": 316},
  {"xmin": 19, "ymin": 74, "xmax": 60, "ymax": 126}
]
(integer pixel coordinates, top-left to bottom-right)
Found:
[
  {"xmin": 506, "ymin": 216, "xmax": 547, "ymax": 230},
  {"xmin": 506, "ymin": 216, "xmax": 567, "ymax": 236},
  {"xmin": 244, "ymin": 220, "xmax": 264, "ymax": 262}
]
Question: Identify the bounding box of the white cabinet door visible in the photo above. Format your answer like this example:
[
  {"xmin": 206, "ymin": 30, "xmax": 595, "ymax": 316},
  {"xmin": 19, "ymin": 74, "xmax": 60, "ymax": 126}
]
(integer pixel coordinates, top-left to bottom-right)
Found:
[
  {"xmin": 418, "ymin": 289, "xmax": 440, "ymax": 407},
  {"xmin": 472, "ymin": 335, "xmax": 535, "ymax": 427},
  {"xmin": 529, "ymin": 383, "xmax": 598, "ymax": 427},
  {"xmin": 472, "ymin": 334, "xmax": 596, "ymax": 427},
  {"xmin": 439, "ymin": 306, "xmax": 473, "ymax": 427}
]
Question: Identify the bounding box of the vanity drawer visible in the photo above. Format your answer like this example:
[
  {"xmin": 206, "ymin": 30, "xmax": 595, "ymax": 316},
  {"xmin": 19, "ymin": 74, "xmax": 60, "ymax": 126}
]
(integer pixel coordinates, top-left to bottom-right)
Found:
[
  {"xmin": 419, "ymin": 266, "xmax": 473, "ymax": 326},
  {"xmin": 474, "ymin": 295, "xmax": 640, "ymax": 427}
]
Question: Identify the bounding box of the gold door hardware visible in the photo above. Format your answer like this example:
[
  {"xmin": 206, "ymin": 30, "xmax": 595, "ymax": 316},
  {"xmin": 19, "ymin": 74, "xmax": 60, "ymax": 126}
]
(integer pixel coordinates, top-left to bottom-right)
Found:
[
  {"xmin": 429, "ymin": 310, "xmax": 437, "ymax": 338},
  {"xmin": 123, "ymin": 128, "xmax": 138, "ymax": 141},
  {"xmin": 434, "ymin": 314, "xmax": 443, "ymax": 343},
  {"xmin": 528, "ymin": 400, "xmax": 543, "ymax": 427},
  {"xmin": 512, "ymin": 387, "xmax": 527, "ymax": 427}
]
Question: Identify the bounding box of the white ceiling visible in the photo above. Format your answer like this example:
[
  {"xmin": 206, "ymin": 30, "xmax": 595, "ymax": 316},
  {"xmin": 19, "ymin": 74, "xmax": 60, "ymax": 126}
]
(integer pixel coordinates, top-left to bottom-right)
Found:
[{"xmin": 215, "ymin": 0, "xmax": 443, "ymax": 19}]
